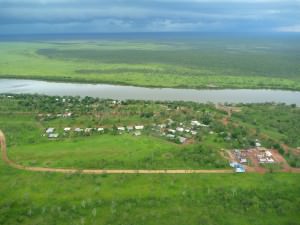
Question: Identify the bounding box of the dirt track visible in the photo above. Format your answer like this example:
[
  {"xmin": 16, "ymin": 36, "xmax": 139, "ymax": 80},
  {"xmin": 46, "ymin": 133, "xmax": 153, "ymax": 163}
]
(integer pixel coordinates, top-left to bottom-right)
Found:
[
  {"xmin": 1, "ymin": 130, "xmax": 300, "ymax": 174},
  {"xmin": 0, "ymin": 129, "xmax": 234, "ymax": 174}
]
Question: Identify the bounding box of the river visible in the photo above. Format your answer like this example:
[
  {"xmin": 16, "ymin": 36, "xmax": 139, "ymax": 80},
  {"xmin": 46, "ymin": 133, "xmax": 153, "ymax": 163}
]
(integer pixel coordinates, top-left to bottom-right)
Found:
[{"xmin": 1, "ymin": 79, "xmax": 300, "ymax": 105}]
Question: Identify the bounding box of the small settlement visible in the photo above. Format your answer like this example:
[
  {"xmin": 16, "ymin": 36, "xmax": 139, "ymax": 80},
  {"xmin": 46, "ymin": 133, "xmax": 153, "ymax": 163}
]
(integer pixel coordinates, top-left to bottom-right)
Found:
[
  {"xmin": 43, "ymin": 119, "xmax": 208, "ymax": 145},
  {"xmin": 230, "ymin": 139, "xmax": 277, "ymax": 173}
]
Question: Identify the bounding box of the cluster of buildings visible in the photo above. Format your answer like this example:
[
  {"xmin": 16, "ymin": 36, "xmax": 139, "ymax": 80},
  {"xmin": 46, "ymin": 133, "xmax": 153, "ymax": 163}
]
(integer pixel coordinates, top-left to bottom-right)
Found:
[
  {"xmin": 256, "ymin": 148, "xmax": 275, "ymax": 164},
  {"xmin": 153, "ymin": 119, "xmax": 209, "ymax": 144},
  {"xmin": 233, "ymin": 149, "xmax": 248, "ymax": 164},
  {"xmin": 44, "ymin": 124, "xmax": 146, "ymax": 139},
  {"xmin": 230, "ymin": 140, "xmax": 277, "ymax": 172},
  {"xmin": 43, "ymin": 119, "xmax": 210, "ymax": 145}
]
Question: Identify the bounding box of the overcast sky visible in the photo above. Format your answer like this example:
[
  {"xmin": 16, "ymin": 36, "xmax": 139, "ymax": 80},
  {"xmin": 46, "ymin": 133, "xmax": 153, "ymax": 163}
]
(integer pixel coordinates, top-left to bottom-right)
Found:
[{"xmin": 0, "ymin": 0, "xmax": 299, "ymax": 34}]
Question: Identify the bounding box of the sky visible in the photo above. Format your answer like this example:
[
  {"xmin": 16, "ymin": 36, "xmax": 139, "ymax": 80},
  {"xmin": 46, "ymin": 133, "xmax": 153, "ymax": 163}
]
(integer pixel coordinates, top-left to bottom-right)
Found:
[{"xmin": 0, "ymin": 0, "xmax": 299, "ymax": 34}]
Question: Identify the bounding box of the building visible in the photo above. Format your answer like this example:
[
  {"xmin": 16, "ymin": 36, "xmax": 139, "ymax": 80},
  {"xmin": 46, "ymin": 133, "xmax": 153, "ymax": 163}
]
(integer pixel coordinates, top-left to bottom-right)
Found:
[
  {"xmin": 166, "ymin": 134, "xmax": 175, "ymax": 139},
  {"xmin": 118, "ymin": 127, "xmax": 125, "ymax": 131},
  {"xmin": 64, "ymin": 127, "xmax": 71, "ymax": 132},
  {"xmin": 178, "ymin": 136, "xmax": 187, "ymax": 144},
  {"xmin": 191, "ymin": 131, "xmax": 197, "ymax": 135},
  {"xmin": 176, "ymin": 127, "xmax": 184, "ymax": 132},
  {"xmin": 229, "ymin": 162, "xmax": 246, "ymax": 173},
  {"xmin": 134, "ymin": 131, "xmax": 141, "ymax": 136},
  {"xmin": 48, "ymin": 133, "xmax": 59, "ymax": 138},
  {"xmin": 74, "ymin": 128, "xmax": 83, "ymax": 132},
  {"xmin": 135, "ymin": 125, "xmax": 144, "ymax": 130},
  {"xmin": 46, "ymin": 128, "xmax": 55, "ymax": 134},
  {"xmin": 85, "ymin": 128, "xmax": 93, "ymax": 133},
  {"xmin": 97, "ymin": 128, "xmax": 104, "ymax": 132},
  {"xmin": 191, "ymin": 120, "xmax": 209, "ymax": 127},
  {"xmin": 168, "ymin": 129, "xmax": 176, "ymax": 134},
  {"xmin": 127, "ymin": 126, "xmax": 134, "ymax": 131}
]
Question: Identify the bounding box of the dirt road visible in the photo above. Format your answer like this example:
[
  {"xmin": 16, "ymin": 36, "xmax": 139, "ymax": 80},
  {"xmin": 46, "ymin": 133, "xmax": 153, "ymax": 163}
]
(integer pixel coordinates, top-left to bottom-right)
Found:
[{"xmin": 0, "ymin": 129, "xmax": 234, "ymax": 174}]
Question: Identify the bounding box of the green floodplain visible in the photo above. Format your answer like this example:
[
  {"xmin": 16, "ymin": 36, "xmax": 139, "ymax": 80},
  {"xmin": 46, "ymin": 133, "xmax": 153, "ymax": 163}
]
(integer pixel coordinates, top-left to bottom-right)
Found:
[
  {"xmin": 1, "ymin": 34, "xmax": 300, "ymax": 90},
  {"xmin": 0, "ymin": 94, "xmax": 300, "ymax": 225}
]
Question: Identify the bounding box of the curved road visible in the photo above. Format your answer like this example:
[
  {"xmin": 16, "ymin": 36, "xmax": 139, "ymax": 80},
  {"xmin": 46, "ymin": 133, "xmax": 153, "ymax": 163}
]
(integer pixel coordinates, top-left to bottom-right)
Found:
[{"xmin": 0, "ymin": 129, "xmax": 233, "ymax": 174}]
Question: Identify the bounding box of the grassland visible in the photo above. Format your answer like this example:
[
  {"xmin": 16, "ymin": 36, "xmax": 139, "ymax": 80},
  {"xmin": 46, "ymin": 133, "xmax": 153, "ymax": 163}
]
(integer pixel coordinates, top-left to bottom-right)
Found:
[
  {"xmin": 1, "ymin": 160, "xmax": 300, "ymax": 225},
  {"xmin": 1, "ymin": 35, "xmax": 300, "ymax": 90},
  {"xmin": 7, "ymin": 134, "xmax": 226, "ymax": 169}
]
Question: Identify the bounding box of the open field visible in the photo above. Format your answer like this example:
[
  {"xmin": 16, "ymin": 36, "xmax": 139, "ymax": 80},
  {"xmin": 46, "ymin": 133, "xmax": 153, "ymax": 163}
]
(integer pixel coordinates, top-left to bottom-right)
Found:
[{"xmin": 1, "ymin": 34, "xmax": 300, "ymax": 90}]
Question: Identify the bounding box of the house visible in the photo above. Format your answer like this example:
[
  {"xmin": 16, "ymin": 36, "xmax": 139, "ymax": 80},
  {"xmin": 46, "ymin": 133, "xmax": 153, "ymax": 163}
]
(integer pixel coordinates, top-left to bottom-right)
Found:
[
  {"xmin": 178, "ymin": 136, "xmax": 187, "ymax": 144},
  {"xmin": 85, "ymin": 128, "xmax": 93, "ymax": 133},
  {"xmin": 135, "ymin": 125, "xmax": 144, "ymax": 130},
  {"xmin": 176, "ymin": 127, "xmax": 184, "ymax": 132},
  {"xmin": 134, "ymin": 131, "xmax": 141, "ymax": 136},
  {"xmin": 229, "ymin": 162, "xmax": 245, "ymax": 173},
  {"xmin": 191, "ymin": 120, "xmax": 201, "ymax": 126},
  {"xmin": 240, "ymin": 158, "xmax": 247, "ymax": 164},
  {"xmin": 167, "ymin": 119, "xmax": 174, "ymax": 125},
  {"xmin": 46, "ymin": 128, "xmax": 55, "ymax": 134},
  {"xmin": 191, "ymin": 120, "xmax": 209, "ymax": 127},
  {"xmin": 74, "ymin": 128, "xmax": 83, "ymax": 132},
  {"xmin": 166, "ymin": 134, "xmax": 175, "ymax": 139},
  {"xmin": 64, "ymin": 127, "xmax": 71, "ymax": 132},
  {"xmin": 97, "ymin": 128, "xmax": 104, "ymax": 132},
  {"xmin": 235, "ymin": 166, "xmax": 246, "ymax": 173},
  {"xmin": 158, "ymin": 124, "xmax": 166, "ymax": 129},
  {"xmin": 191, "ymin": 131, "xmax": 197, "ymax": 135},
  {"xmin": 127, "ymin": 126, "xmax": 134, "ymax": 131},
  {"xmin": 255, "ymin": 142, "xmax": 262, "ymax": 147},
  {"xmin": 63, "ymin": 112, "xmax": 72, "ymax": 118},
  {"xmin": 168, "ymin": 129, "xmax": 176, "ymax": 134},
  {"xmin": 265, "ymin": 151, "xmax": 272, "ymax": 157},
  {"xmin": 118, "ymin": 127, "xmax": 125, "ymax": 131},
  {"xmin": 48, "ymin": 133, "xmax": 59, "ymax": 138}
]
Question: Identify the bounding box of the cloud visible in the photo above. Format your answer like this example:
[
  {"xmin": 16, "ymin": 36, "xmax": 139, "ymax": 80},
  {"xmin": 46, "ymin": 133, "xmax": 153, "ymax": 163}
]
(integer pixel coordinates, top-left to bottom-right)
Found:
[
  {"xmin": 0, "ymin": 0, "xmax": 299, "ymax": 34},
  {"xmin": 275, "ymin": 24, "xmax": 300, "ymax": 32}
]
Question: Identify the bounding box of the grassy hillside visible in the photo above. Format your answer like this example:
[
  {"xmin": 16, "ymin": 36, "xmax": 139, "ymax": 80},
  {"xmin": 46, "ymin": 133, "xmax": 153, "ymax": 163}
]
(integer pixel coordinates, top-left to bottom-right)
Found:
[{"xmin": 1, "ymin": 36, "xmax": 300, "ymax": 90}]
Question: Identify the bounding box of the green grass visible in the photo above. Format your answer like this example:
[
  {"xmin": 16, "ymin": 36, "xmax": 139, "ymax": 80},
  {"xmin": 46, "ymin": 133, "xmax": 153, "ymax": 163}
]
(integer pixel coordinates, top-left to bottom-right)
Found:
[
  {"xmin": 1, "ymin": 37, "xmax": 300, "ymax": 90},
  {"xmin": 8, "ymin": 134, "xmax": 228, "ymax": 169},
  {"xmin": 0, "ymin": 160, "xmax": 300, "ymax": 225}
]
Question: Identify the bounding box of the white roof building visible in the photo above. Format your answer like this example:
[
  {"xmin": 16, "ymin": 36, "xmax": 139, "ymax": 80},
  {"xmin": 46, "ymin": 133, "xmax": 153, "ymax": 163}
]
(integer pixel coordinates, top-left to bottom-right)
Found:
[
  {"xmin": 255, "ymin": 142, "xmax": 262, "ymax": 147},
  {"xmin": 127, "ymin": 126, "xmax": 134, "ymax": 131},
  {"xmin": 178, "ymin": 136, "xmax": 187, "ymax": 144},
  {"xmin": 64, "ymin": 127, "xmax": 71, "ymax": 132},
  {"xmin": 135, "ymin": 125, "xmax": 144, "ymax": 130},
  {"xmin": 168, "ymin": 129, "xmax": 176, "ymax": 134},
  {"xmin": 48, "ymin": 133, "xmax": 59, "ymax": 138},
  {"xmin": 166, "ymin": 134, "xmax": 175, "ymax": 139},
  {"xmin": 74, "ymin": 128, "xmax": 83, "ymax": 132},
  {"xmin": 85, "ymin": 128, "xmax": 93, "ymax": 133},
  {"xmin": 176, "ymin": 127, "xmax": 184, "ymax": 132},
  {"xmin": 265, "ymin": 151, "xmax": 272, "ymax": 157},
  {"xmin": 191, "ymin": 131, "xmax": 198, "ymax": 135},
  {"xmin": 134, "ymin": 131, "xmax": 141, "ymax": 136},
  {"xmin": 46, "ymin": 128, "xmax": 55, "ymax": 134}
]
